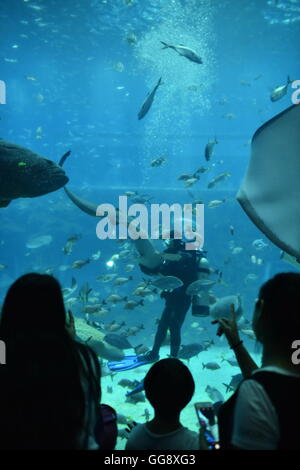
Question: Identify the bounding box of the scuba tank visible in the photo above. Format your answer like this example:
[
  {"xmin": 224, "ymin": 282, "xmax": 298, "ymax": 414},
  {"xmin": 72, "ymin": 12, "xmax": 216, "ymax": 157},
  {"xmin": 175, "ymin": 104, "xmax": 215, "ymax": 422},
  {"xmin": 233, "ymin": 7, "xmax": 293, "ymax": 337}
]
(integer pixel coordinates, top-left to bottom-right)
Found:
[{"xmin": 192, "ymin": 253, "xmax": 211, "ymax": 317}]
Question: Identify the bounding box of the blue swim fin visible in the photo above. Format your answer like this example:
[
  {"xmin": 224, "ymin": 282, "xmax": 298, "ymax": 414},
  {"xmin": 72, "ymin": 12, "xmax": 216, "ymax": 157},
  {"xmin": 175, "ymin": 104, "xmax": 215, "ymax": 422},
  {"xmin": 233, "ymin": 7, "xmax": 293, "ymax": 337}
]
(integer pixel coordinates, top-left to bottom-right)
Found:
[{"xmin": 107, "ymin": 355, "xmax": 152, "ymax": 372}]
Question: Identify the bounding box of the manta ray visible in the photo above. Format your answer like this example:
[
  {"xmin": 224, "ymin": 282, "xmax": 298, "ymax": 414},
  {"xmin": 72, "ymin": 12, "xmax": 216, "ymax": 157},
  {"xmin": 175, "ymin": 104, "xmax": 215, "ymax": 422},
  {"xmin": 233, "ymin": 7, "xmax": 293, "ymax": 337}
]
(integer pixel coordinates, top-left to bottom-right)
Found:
[{"xmin": 237, "ymin": 104, "xmax": 300, "ymax": 260}]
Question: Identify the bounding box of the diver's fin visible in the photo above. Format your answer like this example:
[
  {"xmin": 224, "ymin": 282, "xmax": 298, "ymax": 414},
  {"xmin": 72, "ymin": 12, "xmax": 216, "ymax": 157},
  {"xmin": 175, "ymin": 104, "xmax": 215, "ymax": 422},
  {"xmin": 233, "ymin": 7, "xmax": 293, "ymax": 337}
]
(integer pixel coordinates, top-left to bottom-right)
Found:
[{"xmin": 107, "ymin": 355, "xmax": 153, "ymax": 372}]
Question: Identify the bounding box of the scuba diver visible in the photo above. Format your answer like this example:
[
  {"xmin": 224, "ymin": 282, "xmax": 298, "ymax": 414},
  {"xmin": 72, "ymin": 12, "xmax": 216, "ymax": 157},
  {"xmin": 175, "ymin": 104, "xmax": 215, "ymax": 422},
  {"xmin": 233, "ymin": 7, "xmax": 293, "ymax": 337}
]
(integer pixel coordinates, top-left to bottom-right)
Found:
[{"xmin": 108, "ymin": 229, "xmax": 211, "ymax": 372}]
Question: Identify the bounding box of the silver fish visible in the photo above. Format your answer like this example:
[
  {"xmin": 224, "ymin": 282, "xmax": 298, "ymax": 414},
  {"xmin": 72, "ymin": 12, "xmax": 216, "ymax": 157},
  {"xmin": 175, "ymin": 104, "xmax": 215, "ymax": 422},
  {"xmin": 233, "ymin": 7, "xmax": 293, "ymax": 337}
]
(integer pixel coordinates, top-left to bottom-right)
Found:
[
  {"xmin": 161, "ymin": 41, "xmax": 202, "ymax": 64},
  {"xmin": 270, "ymin": 76, "xmax": 292, "ymax": 102},
  {"xmin": 186, "ymin": 279, "xmax": 216, "ymax": 295},
  {"xmin": 205, "ymin": 138, "xmax": 218, "ymax": 161},
  {"xmin": 151, "ymin": 276, "xmax": 183, "ymax": 291},
  {"xmin": 138, "ymin": 77, "xmax": 162, "ymax": 120}
]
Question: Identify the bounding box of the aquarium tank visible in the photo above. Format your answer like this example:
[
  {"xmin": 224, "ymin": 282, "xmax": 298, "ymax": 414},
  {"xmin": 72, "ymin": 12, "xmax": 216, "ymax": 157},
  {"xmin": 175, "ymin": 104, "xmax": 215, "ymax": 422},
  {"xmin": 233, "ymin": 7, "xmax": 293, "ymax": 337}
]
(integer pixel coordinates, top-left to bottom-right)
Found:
[{"xmin": 0, "ymin": 0, "xmax": 300, "ymax": 450}]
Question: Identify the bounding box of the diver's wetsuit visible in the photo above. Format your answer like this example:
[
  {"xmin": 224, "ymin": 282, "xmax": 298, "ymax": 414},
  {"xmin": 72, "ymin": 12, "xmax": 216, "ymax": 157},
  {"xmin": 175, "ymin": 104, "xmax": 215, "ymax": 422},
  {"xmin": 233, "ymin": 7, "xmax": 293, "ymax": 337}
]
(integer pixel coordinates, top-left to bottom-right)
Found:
[{"xmin": 140, "ymin": 247, "xmax": 202, "ymax": 359}]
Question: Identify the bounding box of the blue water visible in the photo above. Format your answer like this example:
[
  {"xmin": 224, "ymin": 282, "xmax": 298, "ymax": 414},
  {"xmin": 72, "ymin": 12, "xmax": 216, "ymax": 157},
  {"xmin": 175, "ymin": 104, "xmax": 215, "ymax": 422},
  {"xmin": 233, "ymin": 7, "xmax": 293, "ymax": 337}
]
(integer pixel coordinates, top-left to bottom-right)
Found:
[{"xmin": 1, "ymin": 0, "xmax": 300, "ymax": 448}]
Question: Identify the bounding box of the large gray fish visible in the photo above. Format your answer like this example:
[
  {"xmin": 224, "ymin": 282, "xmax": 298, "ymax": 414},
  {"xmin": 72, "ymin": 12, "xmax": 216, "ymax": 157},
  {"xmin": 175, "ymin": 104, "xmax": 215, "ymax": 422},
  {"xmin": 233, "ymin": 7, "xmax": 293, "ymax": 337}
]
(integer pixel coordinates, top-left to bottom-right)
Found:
[
  {"xmin": 138, "ymin": 77, "xmax": 162, "ymax": 120},
  {"xmin": 161, "ymin": 41, "xmax": 203, "ymax": 64},
  {"xmin": 0, "ymin": 140, "xmax": 69, "ymax": 207},
  {"xmin": 210, "ymin": 294, "xmax": 243, "ymax": 321},
  {"xmin": 178, "ymin": 343, "xmax": 204, "ymax": 360}
]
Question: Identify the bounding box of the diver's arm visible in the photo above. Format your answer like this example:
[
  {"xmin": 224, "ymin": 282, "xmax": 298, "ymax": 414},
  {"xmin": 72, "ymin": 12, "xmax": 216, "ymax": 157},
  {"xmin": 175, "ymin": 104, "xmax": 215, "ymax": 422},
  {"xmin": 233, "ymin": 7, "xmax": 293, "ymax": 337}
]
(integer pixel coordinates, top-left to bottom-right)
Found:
[{"xmin": 133, "ymin": 238, "xmax": 163, "ymax": 270}]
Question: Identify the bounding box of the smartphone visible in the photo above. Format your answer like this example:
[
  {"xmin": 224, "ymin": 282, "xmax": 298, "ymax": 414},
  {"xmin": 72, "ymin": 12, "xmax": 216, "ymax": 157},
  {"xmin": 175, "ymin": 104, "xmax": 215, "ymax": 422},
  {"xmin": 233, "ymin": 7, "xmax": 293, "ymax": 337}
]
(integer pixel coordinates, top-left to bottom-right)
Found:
[{"xmin": 194, "ymin": 402, "xmax": 219, "ymax": 450}]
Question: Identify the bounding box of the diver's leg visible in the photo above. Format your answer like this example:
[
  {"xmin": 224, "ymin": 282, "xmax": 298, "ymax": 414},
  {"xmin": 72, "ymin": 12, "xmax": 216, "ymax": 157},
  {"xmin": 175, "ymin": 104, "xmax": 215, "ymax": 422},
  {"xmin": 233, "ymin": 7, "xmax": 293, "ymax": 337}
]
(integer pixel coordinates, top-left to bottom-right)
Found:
[
  {"xmin": 169, "ymin": 297, "xmax": 191, "ymax": 358},
  {"xmin": 147, "ymin": 303, "xmax": 172, "ymax": 360}
]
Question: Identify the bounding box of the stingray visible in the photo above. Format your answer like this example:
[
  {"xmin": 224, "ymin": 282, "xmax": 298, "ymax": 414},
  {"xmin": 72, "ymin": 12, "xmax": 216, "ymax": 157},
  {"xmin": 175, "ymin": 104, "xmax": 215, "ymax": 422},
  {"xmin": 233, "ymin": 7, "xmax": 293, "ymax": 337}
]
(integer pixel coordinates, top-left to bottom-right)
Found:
[{"xmin": 237, "ymin": 104, "xmax": 300, "ymax": 260}]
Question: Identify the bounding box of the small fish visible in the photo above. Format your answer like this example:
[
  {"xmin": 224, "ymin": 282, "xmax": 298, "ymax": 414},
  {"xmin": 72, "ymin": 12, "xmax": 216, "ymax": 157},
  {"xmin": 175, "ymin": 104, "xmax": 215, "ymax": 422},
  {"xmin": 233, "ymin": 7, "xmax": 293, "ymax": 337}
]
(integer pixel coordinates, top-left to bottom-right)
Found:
[
  {"xmin": 113, "ymin": 276, "xmax": 133, "ymax": 286},
  {"xmin": 141, "ymin": 408, "xmax": 150, "ymax": 421},
  {"xmin": 231, "ymin": 247, "xmax": 243, "ymax": 255},
  {"xmin": 244, "ymin": 273, "xmax": 258, "ymax": 285},
  {"xmin": 270, "ymin": 76, "xmax": 292, "ymax": 102},
  {"xmin": 132, "ymin": 286, "xmax": 155, "ymax": 297},
  {"xmin": 123, "ymin": 325, "xmax": 144, "ymax": 336},
  {"xmin": 71, "ymin": 259, "xmax": 90, "ymax": 269},
  {"xmin": 118, "ymin": 379, "xmax": 137, "ymax": 388},
  {"xmin": 126, "ymin": 392, "xmax": 146, "ymax": 404},
  {"xmin": 104, "ymin": 321, "xmax": 126, "ymax": 332},
  {"xmin": 106, "ymin": 386, "xmax": 113, "ymax": 394},
  {"xmin": 25, "ymin": 76, "xmax": 37, "ymax": 81},
  {"xmin": 160, "ymin": 41, "xmax": 203, "ymax": 64},
  {"xmin": 223, "ymin": 113, "xmax": 236, "ymax": 119},
  {"xmin": 124, "ymin": 264, "xmax": 135, "ymax": 272},
  {"xmin": 91, "ymin": 250, "xmax": 101, "ymax": 261},
  {"xmin": 205, "ymin": 385, "xmax": 224, "ymax": 403},
  {"xmin": 202, "ymin": 362, "xmax": 221, "ymax": 370},
  {"xmin": 151, "ymin": 156, "xmax": 167, "ymax": 167},
  {"xmin": 105, "ymin": 294, "xmax": 128, "ymax": 304},
  {"xmin": 252, "ymin": 239, "xmax": 268, "ymax": 250},
  {"xmin": 193, "ymin": 166, "xmax": 209, "ymax": 176},
  {"xmin": 178, "ymin": 173, "xmax": 193, "ymax": 181},
  {"xmin": 0, "ymin": 264, "xmax": 7, "ymax": 270},
  {"xmin": 62, "ymin": 234, "xmax": 81, "ymax": 255},
  {"xmin": 113, "ymin": 61, "xmax": 125, "ymax": 72},
  {"xmin": 186, "ymin": 279, "xmax": 216, "ymax": 295},
  {"xmin": 240, "ymin": 80, "xmax": 251, "ymax": 87},
  {"xmin": 78, "ymin": 283, "xmax": 92, "ymax": 305},
  {"xmin": 124, "ymin": 299, "xmax": 144, "ymax": 310},
  {"xmin": 229, "ymin": 225, "xmax": 234, "ymax": 236},
  {"xmin": 124, "ymin": 32, "xmax": 137, "ymax": 46},
  {"xmin": 207, "ymin": 172, "xmax": 231, "ymax": 189},
  {"xmin": 184, "ymin": 177, "xmax": 199, "ymax": 188},
  {"xmin": 82, "ymin": 304, "xmax": 106, "ymax": 314},
  {"xmin": 96, "ymin": 273, "xmax": 117, "ymax": 283},
  {"xmin": 138, "ymin": 77, "xmax": 162, "ymax": 120},
  {"xmin": 208, "ymin": 199, "xmax": 226, "ymax": 208},
  {"xmin": 205, "ymin": 139, "xmax": 218, "ymax": 162},
  {"xmin": 151, "ymin": 276, "xmax": 183, "ymax": 291}
]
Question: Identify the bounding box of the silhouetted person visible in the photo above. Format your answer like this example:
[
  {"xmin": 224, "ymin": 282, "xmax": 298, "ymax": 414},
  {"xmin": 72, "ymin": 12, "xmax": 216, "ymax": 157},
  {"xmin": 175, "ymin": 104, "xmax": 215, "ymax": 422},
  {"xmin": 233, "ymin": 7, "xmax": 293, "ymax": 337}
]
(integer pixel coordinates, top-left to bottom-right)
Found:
[
  {"xmin": 0, "ymin": 273, "xmax": 101, "ymax": 450},
  {"xmin": 125, "ymin": 358, "xmax": 204, "ymax": 450},
  {"xmin": 214, "ymin": 273, "xmax": 300, "ymax": 449}
]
